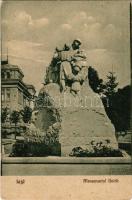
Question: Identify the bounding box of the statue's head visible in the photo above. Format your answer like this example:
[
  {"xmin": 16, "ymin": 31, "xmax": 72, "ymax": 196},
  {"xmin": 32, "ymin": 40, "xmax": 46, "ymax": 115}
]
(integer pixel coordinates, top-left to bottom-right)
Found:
[{"xmin": 72, "ymin": 39, "xmax": 82, "ymax": 50}]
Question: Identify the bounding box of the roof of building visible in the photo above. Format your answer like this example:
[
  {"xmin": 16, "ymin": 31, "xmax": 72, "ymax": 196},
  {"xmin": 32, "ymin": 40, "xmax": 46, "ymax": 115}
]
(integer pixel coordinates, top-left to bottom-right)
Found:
[
  {"xmin": 1, "ymin": 60, "xmax": 36, "ymax": 97},
  {"xmin": 26, "ymin": 84, "xmax": 36, "ymax": 94},
  {"xmin": 1, "ymin": 61, "xmax": 24, "ymax": 77}
]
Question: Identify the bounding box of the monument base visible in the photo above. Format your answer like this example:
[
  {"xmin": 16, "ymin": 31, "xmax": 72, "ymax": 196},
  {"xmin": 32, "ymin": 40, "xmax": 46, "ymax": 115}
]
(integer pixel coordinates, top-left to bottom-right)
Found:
[
  {"xmin": 2, "ymin": 153, "xmax": 131, "ymax": 175},
  {"xmin": 36, "ymin": 82, "xmax": 118, "ymax": 157}
]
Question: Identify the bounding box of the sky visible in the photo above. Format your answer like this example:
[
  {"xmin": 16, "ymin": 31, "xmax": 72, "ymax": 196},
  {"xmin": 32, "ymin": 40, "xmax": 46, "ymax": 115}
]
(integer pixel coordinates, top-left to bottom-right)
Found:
[{"xmin": 1, "ymin": 1, "xmax": 131, "ymax": 93}]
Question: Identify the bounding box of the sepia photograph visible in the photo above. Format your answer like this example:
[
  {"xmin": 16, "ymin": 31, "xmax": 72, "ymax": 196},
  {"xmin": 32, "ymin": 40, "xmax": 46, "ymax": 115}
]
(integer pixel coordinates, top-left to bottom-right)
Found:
[{"xmin": 1, "ymin": 0, "xmax": 132, "ymax": 176}]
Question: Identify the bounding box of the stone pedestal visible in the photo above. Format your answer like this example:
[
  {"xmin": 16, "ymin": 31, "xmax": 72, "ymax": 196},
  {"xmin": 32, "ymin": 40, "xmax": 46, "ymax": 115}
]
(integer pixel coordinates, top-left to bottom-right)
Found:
[{"xmin": 35, "ymin": 82, "xmax": 118, "ymax": 156}]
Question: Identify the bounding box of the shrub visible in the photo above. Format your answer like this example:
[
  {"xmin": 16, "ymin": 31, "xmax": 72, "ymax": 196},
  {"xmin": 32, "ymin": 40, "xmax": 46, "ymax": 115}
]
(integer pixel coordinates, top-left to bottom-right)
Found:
[
  {"xmin": 10, "ymin": 122, "xmax": 61, "ymax": 157},
  {"xmin": 20, "ymin": 106, "xmax": 32, "ymax": 123},
  {"xmin": 69, "ymin": 141, "xmax": 123, "ymax": 157},
  {"xmin": 10, "ymin": 140, "xmax": 61, "ymax": 157}
]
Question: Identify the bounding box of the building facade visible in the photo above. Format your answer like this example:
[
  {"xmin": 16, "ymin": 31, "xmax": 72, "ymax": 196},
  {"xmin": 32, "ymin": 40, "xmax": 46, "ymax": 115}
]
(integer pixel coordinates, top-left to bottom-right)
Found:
[{"xmin": 1, "ymin": 60, "xmax": 36, "ymax": 111}]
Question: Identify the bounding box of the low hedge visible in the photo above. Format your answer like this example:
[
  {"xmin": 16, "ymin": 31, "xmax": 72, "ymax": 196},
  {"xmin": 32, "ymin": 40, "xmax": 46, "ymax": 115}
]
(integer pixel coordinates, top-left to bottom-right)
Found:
[
  {"xmin": 10, "ymin": 140, "xmax": 61, "ymax": 157},
  {"xmin": 69, "ymin": 146, "xmax": 123, "ymax": 157}
]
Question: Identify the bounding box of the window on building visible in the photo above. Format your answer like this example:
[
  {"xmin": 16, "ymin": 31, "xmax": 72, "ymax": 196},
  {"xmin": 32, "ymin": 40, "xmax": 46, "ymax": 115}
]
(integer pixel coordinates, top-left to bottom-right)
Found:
[
  {"xmin": 18, "ymin": 72, "xmax": 22, "ymax": 80},
  {"xmin": 11, "ymin": 71, "xmax": 14, "ymax": 79},
  {"xmin": 23, "ymin": 97, "xmax": 26, "ymax": 106},
  {"xmin": 18, "ymin": 90, "xmax": 23, "ymax": 105},
  {"xmin": 15, "ymin": 71, "xmax": 19, "ymax": 79},
  {"xmin": 1, "ymin": 72, "xmax": 5, "ymax": 79},
  {"xmin": 1, "ymin": 88, "xmax": 5, "ymax": 102},
  {"xmin": 6, "ymin": 88, "xmax": 10, "ymax": 102},
  {"xmin": 7, "ymin": 72, "xmax": 11, "ymax": 79}
]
